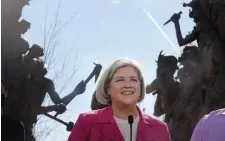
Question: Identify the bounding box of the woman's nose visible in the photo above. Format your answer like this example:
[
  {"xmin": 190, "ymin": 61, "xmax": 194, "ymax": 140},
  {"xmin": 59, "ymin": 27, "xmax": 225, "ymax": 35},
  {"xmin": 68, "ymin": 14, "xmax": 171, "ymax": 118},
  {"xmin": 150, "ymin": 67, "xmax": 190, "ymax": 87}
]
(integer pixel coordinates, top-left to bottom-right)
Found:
[{"xmin": 123, "ymin": 81, "xmax": 132, "ymax": 87}]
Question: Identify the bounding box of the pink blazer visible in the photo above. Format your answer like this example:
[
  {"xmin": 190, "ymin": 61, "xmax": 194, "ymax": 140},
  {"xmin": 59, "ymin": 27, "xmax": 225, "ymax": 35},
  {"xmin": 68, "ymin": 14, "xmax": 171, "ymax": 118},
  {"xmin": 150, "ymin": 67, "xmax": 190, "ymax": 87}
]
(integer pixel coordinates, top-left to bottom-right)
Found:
[{"xmin": 68, "ymin": 106, "xmax": 171, "ymax": 141}]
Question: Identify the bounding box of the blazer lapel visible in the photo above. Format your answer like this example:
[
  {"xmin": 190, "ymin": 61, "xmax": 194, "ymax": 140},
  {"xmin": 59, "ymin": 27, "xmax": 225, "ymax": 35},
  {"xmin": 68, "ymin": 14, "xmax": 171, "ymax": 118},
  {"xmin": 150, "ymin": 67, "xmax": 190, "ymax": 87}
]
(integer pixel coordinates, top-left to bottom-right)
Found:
[
  {"xmin": 94, "ymin": 106, "xmax": 158, "ymax": 141},
  {"xmin": 136, "ymin": 108, "xmax": 157, "ymax": 141},
  {"xmin": 95, "ymin": 106, "xmax": 124, "ymax": 141}
]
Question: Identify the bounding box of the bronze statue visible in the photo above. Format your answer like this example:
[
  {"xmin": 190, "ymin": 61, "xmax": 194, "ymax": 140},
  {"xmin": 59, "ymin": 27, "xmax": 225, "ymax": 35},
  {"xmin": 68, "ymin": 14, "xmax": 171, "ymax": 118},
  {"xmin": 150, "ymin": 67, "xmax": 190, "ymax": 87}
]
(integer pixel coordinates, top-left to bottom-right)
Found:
[
  {"xmin": 2, "ymin": 43, "xmax": 44, "ymax": 98},
  {"xmin": 170, "ymin": 46, "xmax": 206, "ymax": 141},
  {"xmin": 169, "ymin": 1, "xmax": 224, "ymax": 79},
  {"xmin": 146, "ymin": 51, "xmax": 180, "ymax": 126},
  {"xmin": 41, "ymin": 63, "xmax": 102, "ymax": 132},
  {"xmin": 2, "ymin": 21, "xmax": 32, "ymax": 88},
  {"xmin": 2, "ymin": 19, "xmax": 31, "ymax": 56},
  {"xmin": 2, "ymin": 0, "xmax": 30, "ymax": 28},
  {"xmin": 19, "ymin": 19, "xmax": 31, "ymax": 34},
  {"xmin": 24, "ymin": 44, "xmax": 44, "ymax": 61},
  {"xmin": 196, "ymin": 0, "xmax": 225, "ymax": 41},
  {"xmin": 177, "ymin": 46, "xmax": 202, "ymax": 85},
  {"xmin": 163, "ymin": 1, "xmax": 225, "ymax": 141},
  {"xmin": 2, "ymin": 83, "xmax": 26, "ymax": 141},
  {"xmin": 176, "ymin": 45, "xmax": 206, "ymax": 104},
  {"xmin": 59, "ymin": 62, "xmax": 102, "ymax": 107},
  {"xmin": 1, "ymin": 1, "xmax": 47, "ymax": 140},
  {"xmin": 4, "ymin": 58, "xmax": 86, "ymax": 140}
]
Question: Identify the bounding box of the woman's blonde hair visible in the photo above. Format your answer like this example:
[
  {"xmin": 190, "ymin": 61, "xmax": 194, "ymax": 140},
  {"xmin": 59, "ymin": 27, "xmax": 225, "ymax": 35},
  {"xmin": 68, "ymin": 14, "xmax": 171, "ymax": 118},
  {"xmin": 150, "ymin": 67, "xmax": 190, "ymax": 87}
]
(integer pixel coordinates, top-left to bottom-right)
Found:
[{"xmin": 95, "ymin": 58, "xmax": 145, "ymax": 105}]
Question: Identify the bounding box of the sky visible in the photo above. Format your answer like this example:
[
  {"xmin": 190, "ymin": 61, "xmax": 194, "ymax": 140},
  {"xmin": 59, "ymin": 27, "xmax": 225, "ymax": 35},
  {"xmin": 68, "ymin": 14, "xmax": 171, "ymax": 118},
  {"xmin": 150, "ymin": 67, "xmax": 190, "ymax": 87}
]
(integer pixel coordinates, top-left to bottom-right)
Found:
[{"xmin": 21, "ymin": 0, "xmax": 194, "ymax": 140}]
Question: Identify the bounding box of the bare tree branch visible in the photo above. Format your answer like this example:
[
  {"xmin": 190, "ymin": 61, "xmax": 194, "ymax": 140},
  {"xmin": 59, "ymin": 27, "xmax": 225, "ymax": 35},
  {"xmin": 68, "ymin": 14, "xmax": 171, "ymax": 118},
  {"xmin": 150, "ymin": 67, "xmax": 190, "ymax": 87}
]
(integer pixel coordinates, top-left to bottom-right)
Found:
[{"xmin": 33, "ymin": 0, "xmax": 79, "ymax": 140}]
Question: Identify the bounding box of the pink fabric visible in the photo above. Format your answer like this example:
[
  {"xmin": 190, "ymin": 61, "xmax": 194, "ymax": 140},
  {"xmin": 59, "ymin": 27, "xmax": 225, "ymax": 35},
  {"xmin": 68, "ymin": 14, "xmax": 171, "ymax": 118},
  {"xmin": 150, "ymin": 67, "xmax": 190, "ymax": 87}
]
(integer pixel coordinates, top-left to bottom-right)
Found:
[
  {"xmin": 68, "ymin": 105, "xmax": 171, "ymax": 141},
  {"xmin": 191, "ymin": 108, "xmax": 225, "ymax": 141}
]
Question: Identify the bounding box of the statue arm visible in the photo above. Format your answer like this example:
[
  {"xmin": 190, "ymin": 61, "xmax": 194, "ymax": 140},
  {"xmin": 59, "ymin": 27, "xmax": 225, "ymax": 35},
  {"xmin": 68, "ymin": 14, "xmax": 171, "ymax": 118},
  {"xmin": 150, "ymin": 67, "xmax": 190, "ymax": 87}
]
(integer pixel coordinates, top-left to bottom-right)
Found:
[
  {"xmin": 60, "ymin": 89, "xmax": 80, "ymax": 106},
  {"xmin": 47, "ymin": 80, "xmax": 86, "ymax": 106},
  {"xmin": 48, "ymin": 90, "xmax": 62, "ymax": 104},
  {"xmin": 61, "ymin": 80, "xmax": 86, "ymax": 105},
  {"xmin": 146, "ymin": 78, "xmax": 160, "ymax": 94},
  {"xmin": 46, "ymin": 79, "xmax": 62, "ymax": 104},
  {"xmin": 154, "ymin": 94, "xmax": 164, "ymax": 117},
  {"xmin": 36, "ymin": 105, "xmax": 58, "ymax": 115},
  {"xmin": 174, "ymin": 21, "xmax": 199, "ymax": 46}
]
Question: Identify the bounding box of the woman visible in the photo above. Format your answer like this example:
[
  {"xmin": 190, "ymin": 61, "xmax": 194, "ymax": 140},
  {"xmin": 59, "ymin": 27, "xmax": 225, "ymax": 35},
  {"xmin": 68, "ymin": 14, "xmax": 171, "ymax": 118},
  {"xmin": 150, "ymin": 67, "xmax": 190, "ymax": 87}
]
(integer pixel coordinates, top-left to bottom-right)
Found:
[{"xmin": 68, "ymin": 58, "xmax": 171, "ymax": 141}]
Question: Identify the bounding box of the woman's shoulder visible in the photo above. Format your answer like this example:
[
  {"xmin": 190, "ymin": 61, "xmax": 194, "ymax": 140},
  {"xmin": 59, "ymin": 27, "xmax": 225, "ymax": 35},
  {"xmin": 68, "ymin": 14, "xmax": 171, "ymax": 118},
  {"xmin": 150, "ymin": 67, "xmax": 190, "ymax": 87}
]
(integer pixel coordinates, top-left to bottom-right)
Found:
[
  {"xmin": 141, "ymin": 113, "xmax": 170, "ymax": 138},
  {"xmin": 77, "ymin": 107, "xmax": 108, "ymax": 122},
  {"xmin": 142, "ymin": 113, "xmax": 167, "ymax": 127}
]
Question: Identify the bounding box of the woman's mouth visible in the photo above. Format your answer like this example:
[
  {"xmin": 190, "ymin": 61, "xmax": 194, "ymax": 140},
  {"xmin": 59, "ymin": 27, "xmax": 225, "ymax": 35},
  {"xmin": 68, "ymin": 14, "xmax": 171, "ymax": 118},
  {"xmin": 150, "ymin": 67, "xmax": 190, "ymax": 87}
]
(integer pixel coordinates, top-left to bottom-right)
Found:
[{"xmin": 121, "ymin": 91, "xmax": 134, "ymax": 95}]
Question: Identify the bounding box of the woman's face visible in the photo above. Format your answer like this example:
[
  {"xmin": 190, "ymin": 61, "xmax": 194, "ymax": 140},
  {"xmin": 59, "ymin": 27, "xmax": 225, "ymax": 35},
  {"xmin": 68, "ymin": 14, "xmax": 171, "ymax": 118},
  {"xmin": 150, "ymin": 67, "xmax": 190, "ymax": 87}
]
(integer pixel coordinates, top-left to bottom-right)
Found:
[{"xmin": 108, "ymin": 66, "xmax": 141, "ymax": 105}]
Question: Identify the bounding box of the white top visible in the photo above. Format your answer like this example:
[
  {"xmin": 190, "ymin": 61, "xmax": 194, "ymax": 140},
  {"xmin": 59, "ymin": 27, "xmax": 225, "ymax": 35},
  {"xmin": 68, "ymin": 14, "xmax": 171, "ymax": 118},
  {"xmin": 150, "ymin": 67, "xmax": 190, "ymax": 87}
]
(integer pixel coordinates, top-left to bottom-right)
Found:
[{"xmin": 114, "ymin": 115, "xmax": 140, "ymax": 141}]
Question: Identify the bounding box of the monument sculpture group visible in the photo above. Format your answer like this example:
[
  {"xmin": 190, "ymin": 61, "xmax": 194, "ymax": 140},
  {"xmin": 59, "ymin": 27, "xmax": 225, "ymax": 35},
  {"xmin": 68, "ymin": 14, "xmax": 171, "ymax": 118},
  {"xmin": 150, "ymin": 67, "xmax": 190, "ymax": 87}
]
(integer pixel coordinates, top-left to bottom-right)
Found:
[
  {"xmin": 1, "ymin": 0, "xmax": 225, "ymax": 141},
  {"xmin": 2, "ymin": 0, "xmax": 102, "ymax": 140},
  {"xmin": 147, "ymin": 0, "xmax": 225, "ymax": 140}
]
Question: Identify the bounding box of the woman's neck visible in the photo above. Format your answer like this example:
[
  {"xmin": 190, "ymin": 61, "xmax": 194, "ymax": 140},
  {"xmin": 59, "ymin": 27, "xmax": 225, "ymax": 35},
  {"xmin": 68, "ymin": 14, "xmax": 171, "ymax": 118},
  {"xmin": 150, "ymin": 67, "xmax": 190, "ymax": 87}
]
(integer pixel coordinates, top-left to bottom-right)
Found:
[{"xmin": 112, "ymin": 103, "xmax": 139, "ymax": 120}]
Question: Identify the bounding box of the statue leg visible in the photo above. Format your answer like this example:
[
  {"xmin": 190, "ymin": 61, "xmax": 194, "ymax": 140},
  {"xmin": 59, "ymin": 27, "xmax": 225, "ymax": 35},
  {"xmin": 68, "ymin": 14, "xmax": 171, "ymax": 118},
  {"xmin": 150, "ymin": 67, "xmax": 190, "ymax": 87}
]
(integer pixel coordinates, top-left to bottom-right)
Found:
[
  {"xmin": 154, "ymin": 94, "xmax": 164, "ymax": 117},
  {"xmin": 1, "ymin": 115, "xmax": 25, "ymax": 141},
  {"xmin": 23, "ymin": 122, "xmax": 35, "ymax": 141}
]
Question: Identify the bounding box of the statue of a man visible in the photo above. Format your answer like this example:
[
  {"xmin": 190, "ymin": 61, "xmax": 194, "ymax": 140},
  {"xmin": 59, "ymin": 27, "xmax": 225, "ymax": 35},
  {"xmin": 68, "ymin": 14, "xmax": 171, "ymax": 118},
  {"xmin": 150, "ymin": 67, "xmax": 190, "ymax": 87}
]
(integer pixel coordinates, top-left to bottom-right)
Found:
[
  {"xmin": 170, "ymin": 0, "xmax": 224, "ymax": 83},
  {"xmin": 2, "ymin": 43, "xmax": 44, "ymax": 100},
  {"xmin": 146, "ymin": 51, "xmax": 180, "ymax": 124},
  {"xmin": 177, "ymin": 46, "xmax": 202, "ymax": 85},
  {"xmin": 2, "ymin": 0, "xmax": 30, "ymax": 30},
  {"xmin": 3, "ymin": 58, "xmax": 86, "ymax": 141},
  {"xmin": 2, "ymin": 19, "xmax": 31, "ymax": 54},
  {"xmin": 170, "ymin": 0, "xmax": 210, "ymax": 48}
]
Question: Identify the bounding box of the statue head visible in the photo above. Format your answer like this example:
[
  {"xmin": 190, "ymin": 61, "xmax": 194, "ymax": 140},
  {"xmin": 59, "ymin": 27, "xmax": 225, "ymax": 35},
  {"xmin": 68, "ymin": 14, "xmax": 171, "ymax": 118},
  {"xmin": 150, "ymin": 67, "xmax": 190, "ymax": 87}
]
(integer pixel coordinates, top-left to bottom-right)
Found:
[
  {"xmin": 156, "ymin": 51, "xmax": 179, "ymax": 77},
  {"xmin": 24, "ymin": 0, "xmax": 31, "ymax": 5},
  {"xmin": 29, "ymin": 58, "xmax": 47, "ymax": 78},
  {"xmin": 11, "ymin": 38, "xmax": 29, "ymax": 59},
  {"xmin": 28, "ymin": 44, "xmax": 44, "ymax": 58},
  {"xmin": 16, "ymin": 0, "xmax": 31, "ymax": 7},
  {"xmin": 183, "ymin": 0, "xmax": 202, "ymax": 22},
  {"xmin": 19, "ymin": 19, "xmax": 31, "ymax": 34},
  {"xmin": 178, "ymin": 45, "xmax": 199, "ymax": 66}
]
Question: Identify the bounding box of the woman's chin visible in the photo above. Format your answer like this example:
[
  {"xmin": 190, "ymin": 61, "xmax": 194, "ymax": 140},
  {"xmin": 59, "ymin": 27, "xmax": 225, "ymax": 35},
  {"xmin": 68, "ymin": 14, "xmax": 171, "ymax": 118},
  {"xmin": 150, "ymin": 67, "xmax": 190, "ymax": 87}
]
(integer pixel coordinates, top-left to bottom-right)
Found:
[{"xmin": 118, "ymin": 100, "xmax": 138, "ymax": 105}]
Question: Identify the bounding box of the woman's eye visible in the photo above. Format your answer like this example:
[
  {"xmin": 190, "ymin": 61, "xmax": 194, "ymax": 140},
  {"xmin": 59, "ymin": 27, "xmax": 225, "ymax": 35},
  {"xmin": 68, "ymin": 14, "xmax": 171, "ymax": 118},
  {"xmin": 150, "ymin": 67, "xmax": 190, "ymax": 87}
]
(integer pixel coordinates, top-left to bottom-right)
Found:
[
  {"xmin": 131, "ymin": 79, "xmax": 138, "ymax": 82},
  {"xmin": 116, "ymin": 79, "xmax": 123, "ymax": 82}
]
